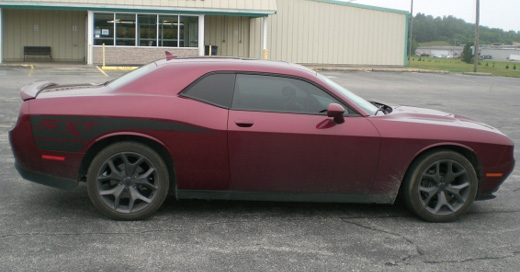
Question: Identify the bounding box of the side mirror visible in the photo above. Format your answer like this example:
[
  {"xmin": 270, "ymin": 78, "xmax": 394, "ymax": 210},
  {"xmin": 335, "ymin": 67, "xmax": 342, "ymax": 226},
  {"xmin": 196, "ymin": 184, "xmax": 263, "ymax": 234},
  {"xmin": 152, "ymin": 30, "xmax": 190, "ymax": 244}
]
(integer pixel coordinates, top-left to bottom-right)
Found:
[{"xmin": 327, "ymin": 103, "xmax": 345, "ymax": 124}]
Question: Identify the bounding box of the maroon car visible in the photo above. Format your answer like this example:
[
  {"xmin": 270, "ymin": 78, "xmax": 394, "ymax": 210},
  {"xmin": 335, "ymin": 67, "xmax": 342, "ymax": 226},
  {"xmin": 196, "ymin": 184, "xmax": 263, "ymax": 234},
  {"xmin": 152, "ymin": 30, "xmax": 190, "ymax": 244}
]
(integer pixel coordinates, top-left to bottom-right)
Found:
[{"xmin": 9, "ymin": 57, "xmax": 515, "ymax": 222}]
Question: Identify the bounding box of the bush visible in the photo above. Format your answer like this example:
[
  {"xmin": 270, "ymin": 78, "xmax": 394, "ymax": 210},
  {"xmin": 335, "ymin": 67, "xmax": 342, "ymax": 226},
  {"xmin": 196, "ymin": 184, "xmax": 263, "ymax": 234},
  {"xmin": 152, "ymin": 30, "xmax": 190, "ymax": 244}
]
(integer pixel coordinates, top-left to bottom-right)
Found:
[
  {"xmin": 486, "ymin": 62, "xmax": 489, "ymax": 67},
  {"xmin": 506, "ymin": 65, "xmax": 509, "ymax": 69},
  {"xmin": 461, "ymin": 43, "xmax": 474, "ymax": 64},
  {"xmin": 514, "ymin": 64, "xmax": 517, "ymax": 70}
]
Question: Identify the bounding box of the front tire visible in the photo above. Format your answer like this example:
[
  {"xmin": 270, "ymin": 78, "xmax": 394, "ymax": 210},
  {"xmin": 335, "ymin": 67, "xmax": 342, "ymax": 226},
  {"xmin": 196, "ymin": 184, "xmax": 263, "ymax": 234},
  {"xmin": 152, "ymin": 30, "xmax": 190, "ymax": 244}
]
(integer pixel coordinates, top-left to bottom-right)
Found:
[
  {"xmin": 403, "ymin": 150, "xmax": 478, "ymax": 222},
  {"xmin": 87, "ymin": 142, "xmax": 169, "ymax": 220}
]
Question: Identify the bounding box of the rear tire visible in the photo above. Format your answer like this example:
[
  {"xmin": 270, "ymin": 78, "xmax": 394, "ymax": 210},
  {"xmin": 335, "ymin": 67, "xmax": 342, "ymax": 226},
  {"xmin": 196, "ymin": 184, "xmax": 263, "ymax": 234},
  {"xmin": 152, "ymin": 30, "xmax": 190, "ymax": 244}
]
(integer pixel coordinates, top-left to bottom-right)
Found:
[
  {"xmin": 87, "ymin": 142, "xmax": 169, "ymax": 220},
  {"xmin": 403, "ymin": 150, "xmax": 478, "ymax": 222}
]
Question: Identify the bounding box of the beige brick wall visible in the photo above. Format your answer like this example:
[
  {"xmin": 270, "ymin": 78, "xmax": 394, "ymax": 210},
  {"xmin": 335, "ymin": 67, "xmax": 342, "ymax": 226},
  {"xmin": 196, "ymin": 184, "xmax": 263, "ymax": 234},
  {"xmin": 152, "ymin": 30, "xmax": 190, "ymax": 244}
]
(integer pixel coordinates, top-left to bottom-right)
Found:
[{"xmin": 93, "ymin": 46, "xmax": 198, "ymax": 65}]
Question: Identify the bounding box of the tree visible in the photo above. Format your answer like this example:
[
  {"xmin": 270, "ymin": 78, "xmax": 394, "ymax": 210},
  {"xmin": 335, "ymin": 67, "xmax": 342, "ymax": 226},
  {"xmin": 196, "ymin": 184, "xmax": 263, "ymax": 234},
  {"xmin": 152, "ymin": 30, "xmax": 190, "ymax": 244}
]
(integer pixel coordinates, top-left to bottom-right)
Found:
[
  {"xmin": 412, "ymin": 12, "xmax": 520, "ymax": 45},
  {"xmin": 408, "ymin": 38, "xmax": 418, "ymax": 56},
  {"xmin": 461, "ymin": 42, "xmax": 474, "ymax": 63}
]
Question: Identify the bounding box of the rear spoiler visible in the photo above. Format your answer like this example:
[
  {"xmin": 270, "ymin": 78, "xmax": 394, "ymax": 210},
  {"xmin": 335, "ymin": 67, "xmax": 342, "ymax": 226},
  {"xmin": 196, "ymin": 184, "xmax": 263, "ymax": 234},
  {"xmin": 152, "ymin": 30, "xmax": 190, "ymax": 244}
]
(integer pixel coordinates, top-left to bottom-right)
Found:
[{"xmin": 20, "ymin": 81, "xmax": 57, "ymax": 101}]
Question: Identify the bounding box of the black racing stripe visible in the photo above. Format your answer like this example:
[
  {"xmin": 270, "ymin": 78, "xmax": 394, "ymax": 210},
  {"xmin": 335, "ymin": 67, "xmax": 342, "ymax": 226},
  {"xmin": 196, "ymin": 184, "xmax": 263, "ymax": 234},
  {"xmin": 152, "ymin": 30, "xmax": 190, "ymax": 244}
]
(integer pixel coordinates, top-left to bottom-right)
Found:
[{"xmin": 31, "ymin": 116, "xmax": 213, "ymax": 152}]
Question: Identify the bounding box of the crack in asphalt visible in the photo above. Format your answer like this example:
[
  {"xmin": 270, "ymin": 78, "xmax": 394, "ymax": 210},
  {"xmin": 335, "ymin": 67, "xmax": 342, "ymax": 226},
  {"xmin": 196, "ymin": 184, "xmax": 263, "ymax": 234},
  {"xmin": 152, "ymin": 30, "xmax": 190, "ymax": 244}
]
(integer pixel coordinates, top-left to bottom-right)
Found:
[
  {"xmin": 423, "ymin": 250, "xmax": 520, "ymax": 264},
  {"xmin": 340, "ymin": 218, "xmax": 424, "ymax": 266}
]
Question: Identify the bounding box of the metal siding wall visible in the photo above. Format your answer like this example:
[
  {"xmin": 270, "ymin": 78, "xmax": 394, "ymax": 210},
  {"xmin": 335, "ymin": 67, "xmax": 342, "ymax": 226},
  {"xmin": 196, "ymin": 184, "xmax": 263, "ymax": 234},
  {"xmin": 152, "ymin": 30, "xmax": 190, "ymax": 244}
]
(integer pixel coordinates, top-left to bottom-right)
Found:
[
  {"xmin": 204, "ymin": 15, "xmax": 250, "ymax": 58},
  {"xmin": 250, "ymin": 0, "xmax": 406, "ymax": 66},
  {"xmin": 3, "ymin": 9, "xmax": 86, "ymax": 61}
]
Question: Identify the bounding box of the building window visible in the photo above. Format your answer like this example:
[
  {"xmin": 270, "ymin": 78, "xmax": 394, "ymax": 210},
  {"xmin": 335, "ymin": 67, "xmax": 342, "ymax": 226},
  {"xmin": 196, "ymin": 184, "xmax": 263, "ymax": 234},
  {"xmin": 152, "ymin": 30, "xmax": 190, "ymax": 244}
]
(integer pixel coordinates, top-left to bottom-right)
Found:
[
  {"xmin": 93, "ymin": 12, "xmax": 198, "ymax": 48},
  {"xmin": 94, "ymin": 13, "xmax": 114, "ymax": 45},
  {"xmin": 159, "ymin": 15, "xmax": 178, "ymax": 47},
  {"xmin": 180, "ymin": 16, "xmax": 198, "ymax": 47},
  {"xmin": 138, "ymin": 14, "xmax": 157, "ymax": 46},
  {"xmin": 115, "ymin": 14, "xmax": 136, "ymax": 46}
]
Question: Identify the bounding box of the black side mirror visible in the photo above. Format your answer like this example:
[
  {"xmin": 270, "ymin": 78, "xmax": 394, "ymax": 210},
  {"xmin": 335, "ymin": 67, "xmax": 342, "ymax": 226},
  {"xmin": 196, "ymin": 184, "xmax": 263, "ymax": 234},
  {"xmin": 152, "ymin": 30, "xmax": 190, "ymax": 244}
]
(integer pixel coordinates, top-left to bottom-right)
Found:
[{"xmin": 327, "ymin": 103, "xmax": 345, "ymax": 124}]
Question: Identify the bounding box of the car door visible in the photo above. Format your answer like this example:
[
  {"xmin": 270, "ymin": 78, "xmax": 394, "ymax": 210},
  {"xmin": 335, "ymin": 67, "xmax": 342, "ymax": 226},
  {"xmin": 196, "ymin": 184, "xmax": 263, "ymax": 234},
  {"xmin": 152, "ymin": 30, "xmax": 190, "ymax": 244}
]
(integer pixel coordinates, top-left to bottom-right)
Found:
[{"xmin": 227, "ymin": 73, "xmax": 381, "ymax": 196}]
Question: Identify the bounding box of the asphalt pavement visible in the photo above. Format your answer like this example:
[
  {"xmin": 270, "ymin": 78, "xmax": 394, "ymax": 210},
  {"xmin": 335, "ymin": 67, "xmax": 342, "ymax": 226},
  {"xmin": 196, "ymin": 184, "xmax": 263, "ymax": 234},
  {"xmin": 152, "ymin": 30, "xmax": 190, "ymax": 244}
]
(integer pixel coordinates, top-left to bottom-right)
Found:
[{"xmin": 0, "ymin": 64, "xmax": 519, "ymax": 271}]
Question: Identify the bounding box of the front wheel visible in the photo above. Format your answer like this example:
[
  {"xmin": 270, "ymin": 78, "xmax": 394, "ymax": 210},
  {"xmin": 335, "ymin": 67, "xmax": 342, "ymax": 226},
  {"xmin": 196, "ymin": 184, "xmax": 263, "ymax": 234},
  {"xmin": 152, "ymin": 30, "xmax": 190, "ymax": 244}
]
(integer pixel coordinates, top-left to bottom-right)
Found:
[
  {"xmin": 87, "ymin": 142, "xmax": 169, "ymax": 220},
  {"xmin": 403, "ymin": 150, "xmax": 478, "ymax": 222}
]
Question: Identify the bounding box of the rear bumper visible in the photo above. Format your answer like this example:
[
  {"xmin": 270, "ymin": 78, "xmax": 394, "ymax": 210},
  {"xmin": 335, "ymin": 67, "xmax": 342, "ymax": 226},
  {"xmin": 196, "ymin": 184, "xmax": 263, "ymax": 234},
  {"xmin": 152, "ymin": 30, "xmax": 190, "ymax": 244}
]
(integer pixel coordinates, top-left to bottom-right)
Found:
[{"xmin": 15, "ymin": 162, "xmax": 78, "ymax": 190}]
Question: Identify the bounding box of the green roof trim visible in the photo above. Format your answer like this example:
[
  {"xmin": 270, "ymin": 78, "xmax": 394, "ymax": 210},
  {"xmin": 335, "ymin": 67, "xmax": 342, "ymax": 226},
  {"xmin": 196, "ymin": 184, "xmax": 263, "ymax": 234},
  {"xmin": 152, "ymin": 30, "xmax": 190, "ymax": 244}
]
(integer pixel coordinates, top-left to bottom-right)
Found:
[
  {"xmin": 0, "ymin": 3, "xmax": 275, "ymax": 17},
  {"xmin": 313, "ymin": 0, "xmax": 409, "ymax": 15}
]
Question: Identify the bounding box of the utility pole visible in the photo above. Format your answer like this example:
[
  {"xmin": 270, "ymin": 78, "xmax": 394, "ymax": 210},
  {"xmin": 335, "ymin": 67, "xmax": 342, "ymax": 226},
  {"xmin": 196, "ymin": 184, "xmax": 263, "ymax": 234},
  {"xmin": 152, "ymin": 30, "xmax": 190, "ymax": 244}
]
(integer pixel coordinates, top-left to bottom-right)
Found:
[
  {"xmin": 408, "ymin": 0, "xmax": 414, "ymax": 66},
  {"xmin": 474, "ymin": 0, "xmax": 480, "ymax": 72}
]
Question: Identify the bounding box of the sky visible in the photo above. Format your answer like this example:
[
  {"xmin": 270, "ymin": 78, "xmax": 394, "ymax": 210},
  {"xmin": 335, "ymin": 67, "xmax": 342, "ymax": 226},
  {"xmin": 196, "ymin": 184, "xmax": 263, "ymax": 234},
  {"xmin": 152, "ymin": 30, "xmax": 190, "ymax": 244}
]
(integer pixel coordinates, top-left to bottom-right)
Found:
[{"xmin": 346, "ymin": 0, "xmax": 520, "ymax": 32}]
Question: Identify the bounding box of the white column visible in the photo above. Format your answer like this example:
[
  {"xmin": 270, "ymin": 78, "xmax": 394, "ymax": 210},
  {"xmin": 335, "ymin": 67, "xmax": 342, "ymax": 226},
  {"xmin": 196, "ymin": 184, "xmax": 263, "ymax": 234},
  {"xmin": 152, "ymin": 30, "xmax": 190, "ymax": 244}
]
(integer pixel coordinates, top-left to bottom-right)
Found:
[
  {"xmin": 198, "ymin": 14, "xmax": 205, "ymax": 56},
  {"xmin": 0, "ymin": 8, "xmax": 3, "ymax": 64},
  {"xmin": 87, "ymin": 11, "xmax": 94, "ymax": 65},
  {"xmin": 262, "ymin": 16, "xmax": 268, "ymax": 59}
]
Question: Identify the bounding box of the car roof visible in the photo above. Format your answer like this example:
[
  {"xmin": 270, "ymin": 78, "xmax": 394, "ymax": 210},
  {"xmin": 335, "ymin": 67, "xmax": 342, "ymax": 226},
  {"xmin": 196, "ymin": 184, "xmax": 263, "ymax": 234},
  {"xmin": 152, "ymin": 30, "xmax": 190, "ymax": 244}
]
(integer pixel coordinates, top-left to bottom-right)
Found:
[{"xmin": 154, "ymin": 57, "xmax": 318, "ymax": 78}]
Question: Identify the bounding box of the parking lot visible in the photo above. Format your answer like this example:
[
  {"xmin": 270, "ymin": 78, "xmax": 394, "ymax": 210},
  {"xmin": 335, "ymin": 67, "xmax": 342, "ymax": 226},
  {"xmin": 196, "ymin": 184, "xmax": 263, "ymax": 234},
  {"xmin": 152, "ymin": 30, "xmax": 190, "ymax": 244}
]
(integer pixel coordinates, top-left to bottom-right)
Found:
[{"xmin": 1, "ymin": 64, "xmax": 519, "ymax": 271}]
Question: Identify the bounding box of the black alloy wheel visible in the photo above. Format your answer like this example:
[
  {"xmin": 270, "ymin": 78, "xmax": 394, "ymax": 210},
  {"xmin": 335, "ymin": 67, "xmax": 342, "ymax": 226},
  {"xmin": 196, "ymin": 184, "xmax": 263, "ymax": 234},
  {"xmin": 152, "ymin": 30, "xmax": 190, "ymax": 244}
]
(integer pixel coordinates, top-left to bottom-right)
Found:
[
  {"xmin": 87, "ymin": 142, "xmax": 169, "ymax": 220},
  {"xmin": 403, "ymin": 150, "xmax": 478, "ymax": 222}
]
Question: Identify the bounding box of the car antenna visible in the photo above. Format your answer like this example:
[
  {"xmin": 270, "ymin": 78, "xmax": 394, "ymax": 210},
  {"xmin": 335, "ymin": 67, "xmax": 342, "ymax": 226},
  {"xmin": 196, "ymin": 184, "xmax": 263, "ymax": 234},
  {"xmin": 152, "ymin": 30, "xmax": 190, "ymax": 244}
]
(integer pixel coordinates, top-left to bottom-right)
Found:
[{"xmin": 165, "ymin": 51, "xmax": 177, "ymax": 61}]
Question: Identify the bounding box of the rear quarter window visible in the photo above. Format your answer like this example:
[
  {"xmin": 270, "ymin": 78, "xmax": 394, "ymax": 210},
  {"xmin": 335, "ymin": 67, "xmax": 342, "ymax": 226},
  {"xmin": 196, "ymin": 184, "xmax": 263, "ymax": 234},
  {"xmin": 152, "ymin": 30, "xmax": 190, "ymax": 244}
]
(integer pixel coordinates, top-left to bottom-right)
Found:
[{"xmin": 181, "ymin": 73, "xmax": 236, "ymax": 108}]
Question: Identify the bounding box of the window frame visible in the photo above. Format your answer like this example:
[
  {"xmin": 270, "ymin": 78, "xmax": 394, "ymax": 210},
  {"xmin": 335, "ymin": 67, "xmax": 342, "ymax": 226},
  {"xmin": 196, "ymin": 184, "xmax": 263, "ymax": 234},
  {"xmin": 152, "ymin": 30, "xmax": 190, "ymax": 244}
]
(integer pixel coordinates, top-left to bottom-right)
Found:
[
  {"xmin": 179, "ymin": 71, "xmax": 361, "ymax": 116},
  {"xmin": 231, "ymin": 72, "xmax": 361, "ymax": 116},
  {"xmin": 93, "ymin": 12, "xmax": 199, "ymax": 48}
]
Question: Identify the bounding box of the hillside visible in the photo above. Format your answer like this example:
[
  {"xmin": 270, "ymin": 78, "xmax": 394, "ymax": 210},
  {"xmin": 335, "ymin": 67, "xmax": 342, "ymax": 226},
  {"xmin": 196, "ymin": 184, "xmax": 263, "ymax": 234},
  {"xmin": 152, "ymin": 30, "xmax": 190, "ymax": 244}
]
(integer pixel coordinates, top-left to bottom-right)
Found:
[{"xmin": 413, "ymin": 13, "xmax": 520, "ymax": 45}]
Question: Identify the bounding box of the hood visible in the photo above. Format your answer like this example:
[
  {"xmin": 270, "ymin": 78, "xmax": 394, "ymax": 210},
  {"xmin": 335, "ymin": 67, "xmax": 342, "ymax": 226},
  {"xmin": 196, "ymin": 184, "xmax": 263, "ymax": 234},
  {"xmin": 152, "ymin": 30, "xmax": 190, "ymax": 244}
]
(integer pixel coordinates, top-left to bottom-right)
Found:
[{"xmin": 378, "ymin": 105, "xmax": 506, "ymax": 136}]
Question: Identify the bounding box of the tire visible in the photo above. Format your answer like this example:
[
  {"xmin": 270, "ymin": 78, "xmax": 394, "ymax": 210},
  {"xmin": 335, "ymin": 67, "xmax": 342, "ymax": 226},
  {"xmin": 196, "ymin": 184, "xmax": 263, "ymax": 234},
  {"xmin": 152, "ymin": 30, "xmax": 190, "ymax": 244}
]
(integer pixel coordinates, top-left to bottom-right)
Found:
[
  {"xmin": 403, "ymin": 150, "xmax": 478, "ymax": 222},
  {"xmin": 87, "ymin": 142, "xmax": 169, "ymax": 220}
]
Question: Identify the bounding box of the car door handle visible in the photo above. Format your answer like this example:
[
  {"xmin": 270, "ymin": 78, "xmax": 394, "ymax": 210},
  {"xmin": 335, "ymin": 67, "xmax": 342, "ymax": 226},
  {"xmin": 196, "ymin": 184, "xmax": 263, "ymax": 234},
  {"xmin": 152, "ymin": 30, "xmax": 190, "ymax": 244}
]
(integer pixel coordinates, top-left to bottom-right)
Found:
[{"xmin": 234, "ymin": 120, "xmax": 254, "ymax": 128}]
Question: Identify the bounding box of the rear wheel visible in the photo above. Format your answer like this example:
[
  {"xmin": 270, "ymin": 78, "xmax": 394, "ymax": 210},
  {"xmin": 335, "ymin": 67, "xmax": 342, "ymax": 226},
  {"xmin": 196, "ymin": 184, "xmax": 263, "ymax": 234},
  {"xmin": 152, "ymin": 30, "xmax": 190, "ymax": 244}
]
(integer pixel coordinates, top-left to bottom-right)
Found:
[
  {"xmin": 87, "ymin": 142, "xmax": 169, "ymax": 220},
  {"xmin": 403, "ymin": 150, "xmax": 478, "ymax": 222}
]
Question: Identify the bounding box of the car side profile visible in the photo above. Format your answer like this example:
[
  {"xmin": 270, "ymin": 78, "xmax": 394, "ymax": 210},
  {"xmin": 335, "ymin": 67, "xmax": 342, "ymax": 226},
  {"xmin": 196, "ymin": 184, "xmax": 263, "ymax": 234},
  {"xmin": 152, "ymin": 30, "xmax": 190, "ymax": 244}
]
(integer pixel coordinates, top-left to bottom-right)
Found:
[{"xmin": 9, "ymin": 57, "xmax": 515, "ymax": 222}]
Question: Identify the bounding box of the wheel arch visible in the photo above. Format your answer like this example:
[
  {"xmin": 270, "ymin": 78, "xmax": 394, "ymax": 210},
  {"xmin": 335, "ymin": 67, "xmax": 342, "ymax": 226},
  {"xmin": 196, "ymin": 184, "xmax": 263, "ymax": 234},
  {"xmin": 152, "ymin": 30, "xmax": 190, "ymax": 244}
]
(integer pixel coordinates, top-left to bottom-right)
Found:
[
  {"xmin": 398, "ymin": 144, "xmax": 483, "ymax": 196},
  {"xmin": 78, "ymin": 133, "xmax": 177, "ymax": 196}
]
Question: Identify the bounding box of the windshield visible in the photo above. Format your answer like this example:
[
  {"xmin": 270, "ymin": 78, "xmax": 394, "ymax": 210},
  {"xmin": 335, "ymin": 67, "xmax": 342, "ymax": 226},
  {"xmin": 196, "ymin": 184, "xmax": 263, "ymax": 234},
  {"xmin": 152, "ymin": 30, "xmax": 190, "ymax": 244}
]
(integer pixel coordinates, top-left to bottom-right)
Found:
[
  {"xmin": 106, "ymin": 62, "xmax": 157, "ymax": 89},
  {"xmin": 318, "ymin": 73, "xmax": 378, "ymax": 115}
]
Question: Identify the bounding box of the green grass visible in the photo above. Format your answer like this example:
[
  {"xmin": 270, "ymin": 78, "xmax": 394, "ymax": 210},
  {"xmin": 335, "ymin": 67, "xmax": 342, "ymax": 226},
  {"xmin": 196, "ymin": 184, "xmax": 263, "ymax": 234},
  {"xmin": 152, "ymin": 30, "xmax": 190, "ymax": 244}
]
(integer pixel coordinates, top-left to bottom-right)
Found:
[
  {"xmin": 418, "ymin": 41, "xmax": 452, "ymax": 46},
  {"xmin": 411, "ymin": 57, "xmax": 520, "ymax": 78}
]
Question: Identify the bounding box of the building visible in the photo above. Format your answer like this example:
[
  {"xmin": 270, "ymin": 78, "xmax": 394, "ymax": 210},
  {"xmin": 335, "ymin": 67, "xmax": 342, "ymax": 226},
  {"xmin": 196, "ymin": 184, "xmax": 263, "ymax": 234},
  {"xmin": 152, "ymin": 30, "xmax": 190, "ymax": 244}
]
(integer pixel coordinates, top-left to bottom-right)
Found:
[
  {"xmin": 0, "ymin": 0, "xmax": 409, "ymax": 66},
  {"xmin": 415, "ymin": 46, "xmax": 462, "ymax": 59}
]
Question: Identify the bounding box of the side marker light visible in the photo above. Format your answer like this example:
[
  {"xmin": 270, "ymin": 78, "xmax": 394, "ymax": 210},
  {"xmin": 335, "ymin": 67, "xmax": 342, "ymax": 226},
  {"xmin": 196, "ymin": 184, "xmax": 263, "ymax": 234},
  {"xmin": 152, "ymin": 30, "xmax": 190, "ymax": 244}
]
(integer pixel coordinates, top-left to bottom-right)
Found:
[
  {"xmin": 485, "ymin": 173, "xmax": 503, "ymax": 177},
  {"xmin": 42, "ymin": 155, "xmax": 65, "ymax": 161}
]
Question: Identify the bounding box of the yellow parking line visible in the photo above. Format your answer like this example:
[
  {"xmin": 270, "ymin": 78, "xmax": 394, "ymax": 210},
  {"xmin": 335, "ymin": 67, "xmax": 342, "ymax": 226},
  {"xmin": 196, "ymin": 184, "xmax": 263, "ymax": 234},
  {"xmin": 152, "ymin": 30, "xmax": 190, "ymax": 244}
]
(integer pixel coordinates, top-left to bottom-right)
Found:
[
  {"xmin": 102, "ymin": 66, "xmax": 138, "ymax": 71},
  {"xmin": 26, "ymin": 64, "xmax": 35, "ymax": 77},
  {"xmin": 21, "ymin": 64, "xmax": 35, "ymax": 76},
  {"xmin": 96, "ymin": 65, "xmax": 109, "ymax": 77}
]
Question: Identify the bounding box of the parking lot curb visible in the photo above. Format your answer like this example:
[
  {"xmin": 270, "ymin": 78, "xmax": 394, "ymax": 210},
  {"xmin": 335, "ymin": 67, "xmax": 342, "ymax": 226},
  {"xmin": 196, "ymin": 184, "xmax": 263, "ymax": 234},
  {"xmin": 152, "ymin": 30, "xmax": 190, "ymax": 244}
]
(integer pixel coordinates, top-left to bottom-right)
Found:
[{"xmin": 462, "ymin": 72, "xmax": 493, "ymax": 76}]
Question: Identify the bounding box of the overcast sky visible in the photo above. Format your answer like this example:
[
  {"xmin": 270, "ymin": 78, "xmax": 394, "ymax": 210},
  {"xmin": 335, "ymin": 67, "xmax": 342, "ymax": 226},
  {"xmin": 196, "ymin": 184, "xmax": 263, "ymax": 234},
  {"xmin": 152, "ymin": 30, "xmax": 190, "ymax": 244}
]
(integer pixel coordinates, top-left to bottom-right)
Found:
[{"xmin": 347, "ymin": 0, "xmax": 520, "ymax": 32}]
